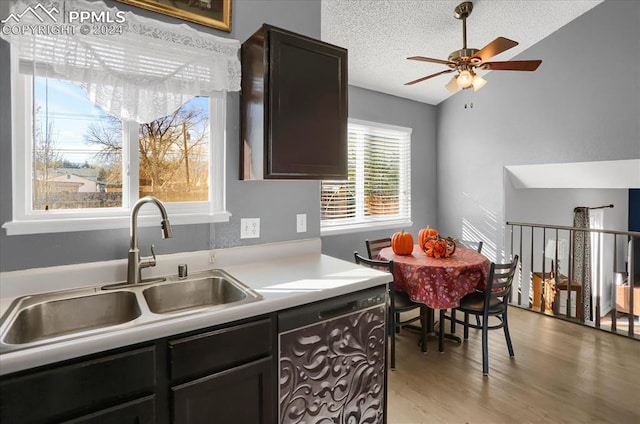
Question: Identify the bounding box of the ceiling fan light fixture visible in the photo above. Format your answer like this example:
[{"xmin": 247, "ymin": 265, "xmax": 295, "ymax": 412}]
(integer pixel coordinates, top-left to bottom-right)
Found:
[
  {"xmin": 445, "ymin": 75, "xmax": 459, "ymax": 93},
  {"xmin": 456, "ymin": 69, "xmax": 473, "ymax": 88},
  {"xmin": 404, "ymin": 1, "xmax": 541, "ymax": 92},
  {"xmin": 472, "ymin": 74, "xmax": 487, "ymax": 91}
]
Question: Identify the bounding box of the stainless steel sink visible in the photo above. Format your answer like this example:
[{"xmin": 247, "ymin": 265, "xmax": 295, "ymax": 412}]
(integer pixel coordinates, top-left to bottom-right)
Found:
[
  {"xmin": 0, "ymin": 269, "xmax": 262, "ymax": 354},
  {"xmin": 143, "ymin": 271, "xmax": 257, "ymax": 314},
  {"xmin": 1, "ymin": 290, "xmax": 140, "ymax": 348}
]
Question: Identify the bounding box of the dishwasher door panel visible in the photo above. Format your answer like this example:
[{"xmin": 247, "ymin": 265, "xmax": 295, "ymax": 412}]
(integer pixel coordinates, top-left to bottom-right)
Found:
[{"xmin": 279, "ymin": 303, "xmax": 386, "ymax": 424}]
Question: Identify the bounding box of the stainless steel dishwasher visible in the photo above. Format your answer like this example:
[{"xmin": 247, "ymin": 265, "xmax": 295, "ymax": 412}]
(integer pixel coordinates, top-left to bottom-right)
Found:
[{"xmin": 278, "ymin": 286, "xmax": 387, "ymax": 424}]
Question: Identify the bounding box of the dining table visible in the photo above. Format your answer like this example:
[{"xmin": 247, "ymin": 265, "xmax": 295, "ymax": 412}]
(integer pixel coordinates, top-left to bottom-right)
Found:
[{"xmin": 378, "ymin": 244, "xmax": 490, "ymax": 352}]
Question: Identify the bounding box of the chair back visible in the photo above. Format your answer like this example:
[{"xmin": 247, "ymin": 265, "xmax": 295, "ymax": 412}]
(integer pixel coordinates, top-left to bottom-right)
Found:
[
  {"xmin": 484, "ymin": 255, "xmax": 519, "ymax": 305},
  {"xmin": 365, "ymin": 238, "xmax": 392, "ymax": 259},
  {"xmin": 458, "ymin": 239, "xmax": 484, "ymax": 253},
  {"xmin": 354, "ymin": 252, "xmax": 394, "ymax": 276}
]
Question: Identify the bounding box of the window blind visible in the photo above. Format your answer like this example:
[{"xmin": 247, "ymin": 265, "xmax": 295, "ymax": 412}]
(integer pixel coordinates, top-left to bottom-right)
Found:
[{"xmin": 321, "ymin": 120, "xmax": 411, "ymax": 230}]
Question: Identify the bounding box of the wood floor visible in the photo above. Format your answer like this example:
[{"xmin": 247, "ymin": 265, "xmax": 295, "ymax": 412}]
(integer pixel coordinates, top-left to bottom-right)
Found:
[{"xmin": 386, "ymin": 307, "xmax": 640, "ymax": 424}]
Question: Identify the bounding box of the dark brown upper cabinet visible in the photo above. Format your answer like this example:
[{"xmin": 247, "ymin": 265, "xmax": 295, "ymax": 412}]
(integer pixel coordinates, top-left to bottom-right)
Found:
[{"xmin": 240, "ymin": 24, "xmax": 348, "ymax": 180}]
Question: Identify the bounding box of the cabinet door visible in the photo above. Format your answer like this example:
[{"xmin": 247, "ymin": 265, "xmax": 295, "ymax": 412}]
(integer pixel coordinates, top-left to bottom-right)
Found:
[
  {"xmin": 0, "ymin": 346, "xmax": 156, "ymax": 424},
  {"xmin": 267, "ymin": 28, "xmax": 348, "ymax": 179},
  {"xmin": 172, "ymin": 356, "xmax": 275, "ymax": 424},
  {"xmin": 63, "ymin": 396, "xmax": 155, "ymax": 424}
]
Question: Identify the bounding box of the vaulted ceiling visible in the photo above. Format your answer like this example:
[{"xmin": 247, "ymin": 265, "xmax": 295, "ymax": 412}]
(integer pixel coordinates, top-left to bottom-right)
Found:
[{"xmin": 321, "ymin": 0, "xmax": 603, "ymax": 105}]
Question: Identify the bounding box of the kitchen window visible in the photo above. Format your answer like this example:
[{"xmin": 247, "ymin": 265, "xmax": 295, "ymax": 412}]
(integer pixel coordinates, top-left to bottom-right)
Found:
[
  {"xmin": 1, "ymin": 0, "xmax": 240, "ymax": 235},
  {"xmin": 321, "ymin": 119, "xmax": 412, "ymax": 235},
  {"xmin": 4, "ymin": 73, "xmax": 228, "ymax": 235}
]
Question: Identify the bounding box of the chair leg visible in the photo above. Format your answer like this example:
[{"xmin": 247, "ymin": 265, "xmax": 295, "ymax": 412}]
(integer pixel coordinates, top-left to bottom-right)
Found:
[
  {"xmin": 395, "ymin": 312, "xmax": 401, "ymax": 334},
  {"xmin": 503, "ymin": 311, "xmax": 515, "ymax": 357},
  {"xmin": 482, "ymin": 317, "xmax": 489, "ymax": 376},
  {"xmin": 463, "ymin": 312, "xmax": 469, "ymax": 340},
  {"xmin": 438, "ymin": 309, "xmax": 445, "ymax": 352},
  {"xmin": 420, "ymin": 305, "xmax": 428, "ymax": 353},
  {"xmin": 451, "ymin": 309, "xmax": 456, "ymax": 334},
  {"xmin": 390, "ymin": 309, "xmax": 396, "ymax": 369},
  {"xmin": 476, "ymin": 316, "xmax": 481, "ymax": 327}
]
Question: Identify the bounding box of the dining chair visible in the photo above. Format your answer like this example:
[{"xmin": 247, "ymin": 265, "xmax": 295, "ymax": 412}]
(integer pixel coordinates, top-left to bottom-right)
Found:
[
  {"xmin": 450, "ymin": 255, "xmax": 519, "ymax": 376},
  {"xmin": 354, "ymin": 252, "xmax": 424, "ymax": 370},
  {"xmin": 365, "ymin": 238, "xmax": 423, "ymax": 338},
  {"xmin": 450, "ymin": 239, "xmax": 484, "ymax": 331},
  {"xmin": 457, "ymin": 239, "xmax": 484, "ymax": 254},
  {"xmin": 365, "ymin": 238, "xmax": 392, "ymax": 259}
]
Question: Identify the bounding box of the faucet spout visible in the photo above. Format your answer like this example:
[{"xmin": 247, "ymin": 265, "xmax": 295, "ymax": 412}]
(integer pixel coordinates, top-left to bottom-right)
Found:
[{"xmin": 127, "ymin": 196, "xmax": 173, "ymax": 285}]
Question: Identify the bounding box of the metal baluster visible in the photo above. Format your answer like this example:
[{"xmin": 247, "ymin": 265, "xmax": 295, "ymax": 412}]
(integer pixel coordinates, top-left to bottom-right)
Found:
[
  {"xmin": 629, "ymin": 238, "xmax": 635, "ymax": 337},
  {"xmin": 568, "ymin": 230, "xmax": 576, "ymax": 322},
  {"xmin": 612, "ymin": 234, "xmax": 617, "ymax": 333},
  {"xmin": 531, "ymin": 226, "xmax": 537, "ymax": 313},
  {"xmin": 595, "ymin": 232, "xmax": 602, "ymax": 329},
  {"xmin": 519, "ymin": 225, "xmax": 524, "ymax": 308}
]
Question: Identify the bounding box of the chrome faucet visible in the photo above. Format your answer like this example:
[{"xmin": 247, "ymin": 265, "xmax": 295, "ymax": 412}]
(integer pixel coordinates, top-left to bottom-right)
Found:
[{"xmin": 127, "ymin": 196, "xmax": 173, "ymax": 285}]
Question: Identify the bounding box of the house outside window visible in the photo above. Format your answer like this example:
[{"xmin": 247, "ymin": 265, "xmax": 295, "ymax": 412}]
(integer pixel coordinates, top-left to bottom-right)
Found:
[{"xmin": 321, "ymin": 118, "xmax": 412, "ymax": 235}]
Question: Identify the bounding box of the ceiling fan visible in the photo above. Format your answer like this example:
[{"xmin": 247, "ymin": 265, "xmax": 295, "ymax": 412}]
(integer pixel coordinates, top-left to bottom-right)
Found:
[{"xmin": 405, "ymin": 1, "xmax": 542, "ymax": 92}]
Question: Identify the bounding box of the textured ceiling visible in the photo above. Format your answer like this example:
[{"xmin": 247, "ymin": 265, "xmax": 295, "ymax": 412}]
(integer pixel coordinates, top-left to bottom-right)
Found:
[{"xmin": 321, "ymin": 0, "xmax": 603, "ymax": 105}]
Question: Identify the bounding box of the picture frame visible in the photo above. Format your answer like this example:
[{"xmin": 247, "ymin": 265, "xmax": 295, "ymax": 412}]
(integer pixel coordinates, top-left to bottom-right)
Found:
[{"xmin": 116, "ymin": 0, "xmax": 232, "ymax": 32}]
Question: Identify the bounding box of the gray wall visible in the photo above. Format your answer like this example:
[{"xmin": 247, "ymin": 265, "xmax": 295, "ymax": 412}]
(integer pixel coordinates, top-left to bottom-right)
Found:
[
  {"xmin": 2, "ymin": 0, "xmax": 638, "ymax": 272},
  {"xmin": 0, "ymin": 0, "xmax": 325, "ymax": 272},
  {"xmin": 321, "ymin": 86, "xmax": 438, "ymax": 262},
  {"xmin": 436, "ymin": 0, "xmax": 640, "ymax": 262}
]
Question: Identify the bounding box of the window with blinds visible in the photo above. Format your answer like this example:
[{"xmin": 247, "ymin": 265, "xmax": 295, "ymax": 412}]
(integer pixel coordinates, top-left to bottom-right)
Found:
[{"xmin": 321, "ymin": 119, "xmax": 411, "ymax": 234}]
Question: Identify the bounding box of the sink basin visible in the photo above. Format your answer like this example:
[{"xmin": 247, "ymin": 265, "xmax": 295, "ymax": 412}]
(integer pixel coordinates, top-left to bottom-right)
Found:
[
  {"xmin": 0, "ymin": 269, "xmax": 262, "ymax": 354},
  {"xmin": 143, "ymin": 273, "xmax": 253, "ymax": 314},
  {"xmin": 2, "ymin": 291, "xmax": 140, "ymax": 346}
]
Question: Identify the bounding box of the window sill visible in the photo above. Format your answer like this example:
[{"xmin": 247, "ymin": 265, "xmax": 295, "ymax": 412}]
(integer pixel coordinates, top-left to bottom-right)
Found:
[
  {"xmin": 2, "ymin": 211, "xmax": 232, "ymax": 236},
  {"xmin": 320, "ymin": 219, "xmax": 412, "ymax": 237}
]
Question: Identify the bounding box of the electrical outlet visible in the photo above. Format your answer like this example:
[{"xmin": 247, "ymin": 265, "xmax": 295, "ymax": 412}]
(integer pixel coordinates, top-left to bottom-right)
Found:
[
  {"xmin": 296, "ymin": 213, "xmax": 307, "ymax": 233},
  {"xmin": 240, "ymin": 218, "xmax": 260, "ymax": 239}
]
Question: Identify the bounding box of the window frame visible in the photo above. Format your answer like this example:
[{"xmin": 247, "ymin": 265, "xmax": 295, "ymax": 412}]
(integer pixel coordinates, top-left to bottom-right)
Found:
[
  {"xmin": 320, "ymin": 118, "xmax": 412, "ymax": 236},
  {"xmin": 3, "ymin": 50, "xmax": 230, "ymax": 236}
]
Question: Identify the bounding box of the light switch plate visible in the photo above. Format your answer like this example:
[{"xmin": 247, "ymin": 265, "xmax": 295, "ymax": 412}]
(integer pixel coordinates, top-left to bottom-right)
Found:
[
  {"xmin": 296, "ymin": 213, "xmax": 307, "ymax": 233},
  {"xmin": 240, "ymin": 218, "xmax": 260, "ymax": 239}
]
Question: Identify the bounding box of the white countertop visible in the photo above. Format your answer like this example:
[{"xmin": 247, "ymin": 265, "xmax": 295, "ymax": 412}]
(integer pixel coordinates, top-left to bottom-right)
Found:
[{"xmin": 0, "ymin": 239, "xmax": 389, "ymax": 375}]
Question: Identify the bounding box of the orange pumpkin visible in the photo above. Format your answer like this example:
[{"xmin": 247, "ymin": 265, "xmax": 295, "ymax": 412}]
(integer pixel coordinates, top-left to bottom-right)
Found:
[
  {"xmin": 418, "ymin": 228, "xmax": 438, "ymax": 248},
  {"xmin": 391, "ymin": 231, "xmax": 414, "ymax": 256}
]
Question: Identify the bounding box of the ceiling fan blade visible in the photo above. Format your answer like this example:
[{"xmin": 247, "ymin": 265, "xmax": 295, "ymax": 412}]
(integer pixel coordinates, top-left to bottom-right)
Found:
[
  {"xmin": 480, "ymin": 60, "xmax": 542, "ymax": 71},
  {"xmin": 404, "ymin": 69, "xmax": 454, "ymax": 86},
  {"xmin": 472, "ymin": 37, "xmax": 519, "ymax": 62},
  {"xmin": 407, "ymin": 56, "xmax": 456, "ymax": 66}
]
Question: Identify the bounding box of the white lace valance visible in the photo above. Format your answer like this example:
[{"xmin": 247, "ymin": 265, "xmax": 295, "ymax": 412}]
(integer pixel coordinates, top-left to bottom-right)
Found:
[{"xmin": 1, "ymin": 0, "xmax": 241, "ymax": 123}]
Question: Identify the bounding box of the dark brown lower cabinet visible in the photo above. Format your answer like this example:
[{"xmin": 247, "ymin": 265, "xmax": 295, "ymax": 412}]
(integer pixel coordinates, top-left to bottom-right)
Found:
[
  {"xmin": 0, "ymin": 346, "xmax": 156, "ymax": 424},
  {"xmin": 172, "ymin": 357, "xmax": 274, "ymax": 424},
  {"xmin": 0, "ymin": 315, "xmax": 276, "ymax": 424},
  {"xmin": 64, "ymin": 396, "xmax": 155, "ymax": 424}
]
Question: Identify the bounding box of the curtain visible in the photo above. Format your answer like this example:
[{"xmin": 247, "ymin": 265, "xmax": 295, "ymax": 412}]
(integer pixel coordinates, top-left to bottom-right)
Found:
[
  {"xmin": 1, "ymin": 0, "xmax": 240, "ymax": 123},
  {"xmin": 573, "ymin": 207, "xmax": 591, "ymax": 321}
]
